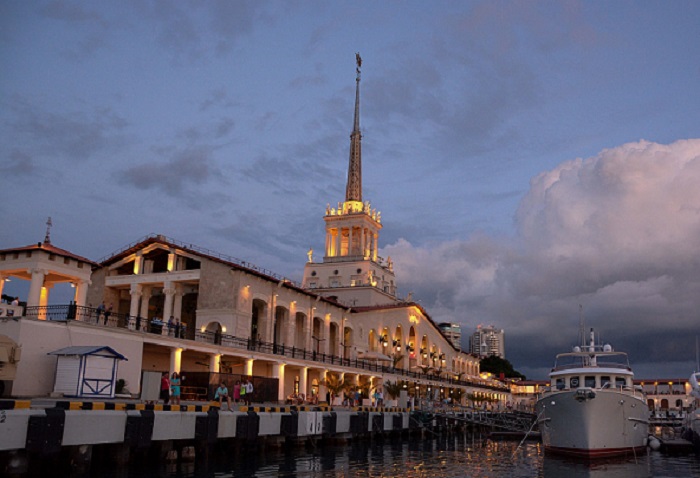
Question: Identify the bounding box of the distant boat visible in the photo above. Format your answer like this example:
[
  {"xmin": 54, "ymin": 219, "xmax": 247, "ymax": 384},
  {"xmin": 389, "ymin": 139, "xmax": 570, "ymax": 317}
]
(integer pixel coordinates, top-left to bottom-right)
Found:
[{"xmin": 535, "ymin": 328, "xmax": 649, "ymax": 458}]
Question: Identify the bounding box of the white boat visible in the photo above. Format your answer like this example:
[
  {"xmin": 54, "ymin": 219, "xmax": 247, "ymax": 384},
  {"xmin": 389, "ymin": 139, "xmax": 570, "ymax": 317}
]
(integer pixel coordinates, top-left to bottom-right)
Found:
[
  {"xmin": 685, "ymin": 371, "xmax": 700, "ymax": 448},
  {"xmin": 535, "ymin": 328, "xmax": 649, "ymax": 458}
]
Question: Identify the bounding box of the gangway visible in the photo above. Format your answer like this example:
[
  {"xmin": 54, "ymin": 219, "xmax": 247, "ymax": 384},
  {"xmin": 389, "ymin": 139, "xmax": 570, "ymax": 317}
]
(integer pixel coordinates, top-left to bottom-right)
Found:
[{"xmin": 431, "ymin": 410, "xmax": 537, "ymax": 433}]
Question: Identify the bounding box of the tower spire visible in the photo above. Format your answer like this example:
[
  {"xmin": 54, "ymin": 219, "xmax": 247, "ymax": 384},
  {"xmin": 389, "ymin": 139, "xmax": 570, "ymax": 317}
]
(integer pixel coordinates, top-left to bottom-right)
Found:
[
  {"xmin": 44, "ymin": 216, "xmax": 53, "ymax": 244},
  {"xmin": 345, "ymin": 53, "xmax": 362, "ymax": 203}
]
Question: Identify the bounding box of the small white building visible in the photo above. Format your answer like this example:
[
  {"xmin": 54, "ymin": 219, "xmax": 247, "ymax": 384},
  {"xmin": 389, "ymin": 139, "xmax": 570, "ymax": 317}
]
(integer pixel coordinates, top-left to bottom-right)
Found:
[{"xmin": 48, "ymin": 345, "xmax": 127, "ymax": 398}]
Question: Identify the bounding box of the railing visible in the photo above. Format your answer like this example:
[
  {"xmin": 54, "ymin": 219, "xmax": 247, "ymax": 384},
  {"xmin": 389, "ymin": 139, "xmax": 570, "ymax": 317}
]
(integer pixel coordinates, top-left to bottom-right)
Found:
[{"xmin": 23, "ymin": 304, "xmax": 507, "ymax": 392}]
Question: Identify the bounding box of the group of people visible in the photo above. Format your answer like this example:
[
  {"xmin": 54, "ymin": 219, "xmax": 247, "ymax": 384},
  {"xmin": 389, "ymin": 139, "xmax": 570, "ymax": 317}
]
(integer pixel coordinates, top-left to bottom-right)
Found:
[
  {"xmin": 215, "ymin": 378, "xmax": 254, "ymax": 410},
  {"xmin": 159, "ymin": 371, "xmax": 182, "ymax": 405}
]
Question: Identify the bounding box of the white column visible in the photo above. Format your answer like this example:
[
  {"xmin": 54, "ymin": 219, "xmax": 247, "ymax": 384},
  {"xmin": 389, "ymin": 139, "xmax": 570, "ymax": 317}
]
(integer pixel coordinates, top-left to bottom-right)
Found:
[
  {"xmin": 27, "ymin": 268, "xmax": 46, "ymax": 308},
  {"xmin": 273, "ymin": 363, "xmax": 285, "ymax": 402},
  {"xmin": 73, "ymin": 279, "xmax": 90, "ymax": 308},
  {"xmin": 210, "ymin": 353, "xmax": 220, "ymax": 373},
  {"xmin": 348, "ymin": 227, "xmax": 354, "ymax": 256},
  {"xmin": 299, "ymin": 367, "xmax": 308, "ymax": 398},
  {"xmin": 325, "ymin": 231, "xmax": 330, "ymax": 257},
  {"xmin": 245, "ymin": 358, "xmax": 254, "ymax": 377},
  {"xmin": 162, "ymin": 281, "xmax": 175, "ymax": 324},
  {"xmin": 170, "ymin": 347, "xmax": 182, "ymax": 374},
  {"xmin": 323, "ymin": 318, "xmax": 330, "ymax": 355},
  {"xmin": 139, "ymin": 286, "xmax": 152, "ymax": 319},
  {"xmin": 373, "ymin": 234, "xmax": 378, "ymax": 261},
  {"xmin": 333, "ymin": 230, "xmax": 339, "ymax": 257},
  {"xmin": 173, "ymin": 284, "xmax": 183, "ymax": 321},
  {"xmin": 129, "ymin": 284, "xmax": 142, "ymax": 319}
]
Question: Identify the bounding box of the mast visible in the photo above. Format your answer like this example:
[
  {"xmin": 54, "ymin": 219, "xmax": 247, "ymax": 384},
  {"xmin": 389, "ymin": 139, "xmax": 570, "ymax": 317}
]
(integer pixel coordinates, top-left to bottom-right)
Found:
[{"xmin": 345, "ymin": 52, "xmax": 362, "ymax": 203}]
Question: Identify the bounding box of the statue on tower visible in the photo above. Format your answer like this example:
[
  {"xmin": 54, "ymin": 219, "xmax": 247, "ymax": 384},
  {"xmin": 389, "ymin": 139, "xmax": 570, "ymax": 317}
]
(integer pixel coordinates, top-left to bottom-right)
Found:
[{"xmin": 307, "ymin": 248, "xmax": 313, "ymax": 263}]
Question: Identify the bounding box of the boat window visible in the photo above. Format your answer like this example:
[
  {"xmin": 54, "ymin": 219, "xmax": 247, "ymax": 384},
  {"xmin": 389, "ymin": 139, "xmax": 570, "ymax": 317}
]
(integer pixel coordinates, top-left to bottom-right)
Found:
[
  {"xmin": 615, "ymin": 377, "xmax": 626, "ymax": 388},
  {"xmin": 584, "ymin": 376, "xmax": 595, "ymax": 388},
  {"xmin": 601, "ymin": 376, "xmax": 611, "ymax": 388},
  {"xmin": 556, "ymin": 378, "xmax": 565, "ymax": 390}
]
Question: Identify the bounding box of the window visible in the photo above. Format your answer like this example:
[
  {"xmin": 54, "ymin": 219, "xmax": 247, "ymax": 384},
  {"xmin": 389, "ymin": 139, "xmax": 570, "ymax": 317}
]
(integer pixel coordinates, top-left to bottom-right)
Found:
[
  {"xmin": 584, "ymin": 376, "xmax": 595, "ymax": 388},
  {"xmin": 601, "ymin": 376, "xmax": 611, "ymax": 388},
  {"xmin": 556, "ymin": 378, "xmax": 565, "ymax": 390},
  {"xmin": 615, "ymin": 377, "xmax": 626, "ymax": 388}
]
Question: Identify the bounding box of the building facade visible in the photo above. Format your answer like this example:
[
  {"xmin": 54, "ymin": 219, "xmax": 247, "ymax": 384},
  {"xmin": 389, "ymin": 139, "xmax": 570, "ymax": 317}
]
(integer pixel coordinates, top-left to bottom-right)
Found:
[
  {"xmin": 439, "ymin": 323, "xmax": 462, "ymax": 350},
  {"xmin": 470, "ymin": 325, "xmax": 505, "ymax": 359},
  {"xmin": 0, "ymin": 57, "xmax": 508, "ymax": 405}
]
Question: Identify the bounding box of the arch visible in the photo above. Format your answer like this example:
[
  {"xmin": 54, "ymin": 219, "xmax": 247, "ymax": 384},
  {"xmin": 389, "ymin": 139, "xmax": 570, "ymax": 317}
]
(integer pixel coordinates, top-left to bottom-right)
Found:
[
  {"xmin": 205, "ymin": 321, "xmax": 222, "ymax": 345},
  {"xmin": 343, "ymin": 325, "xmax": 353, "ymax": 360},
  {"xmin": 368, "ymin": 329, "xmax": 378, "ymax": 352},
  {"xmin": 274, "ymin": 306, "xmax": 289, "ymax": 347},
  {"xmin": 660, "ymin": 399, "xmax": 669, "ymax": 410},
  {"xmin": 312, "ymin": 316, "xmax": 324, "ymax": 353},
  {"xmin": 294, "ymin": 312, "xmax": 307, "ymax": 349},
  {"xmin": 419, "ymin": 336, "xmax": 429, "ymax": 365},
  {"xmin": 251, "ymin": 299, "xmax": 267, "ymax": 342},
  {"xmin": 329, "ymin": 322, "xmax": 339, "ymax": 356}
]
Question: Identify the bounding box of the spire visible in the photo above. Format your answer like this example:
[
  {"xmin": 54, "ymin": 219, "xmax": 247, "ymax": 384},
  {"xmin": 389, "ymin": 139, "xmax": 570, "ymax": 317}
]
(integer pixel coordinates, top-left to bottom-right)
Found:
[
  {"xmin": 44, "ymin": 216, "xmax": 53, "ymax": 244},
  {"xmin": 345, "ymin": 52, "xmax": 362, "ymax": 203}
]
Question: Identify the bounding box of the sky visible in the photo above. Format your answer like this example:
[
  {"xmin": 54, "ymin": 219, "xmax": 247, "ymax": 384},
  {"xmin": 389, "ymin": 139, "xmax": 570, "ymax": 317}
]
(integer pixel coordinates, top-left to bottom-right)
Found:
[{"xmin": 2, "ymin": 1, "xmax": 700, "ymax": 380}]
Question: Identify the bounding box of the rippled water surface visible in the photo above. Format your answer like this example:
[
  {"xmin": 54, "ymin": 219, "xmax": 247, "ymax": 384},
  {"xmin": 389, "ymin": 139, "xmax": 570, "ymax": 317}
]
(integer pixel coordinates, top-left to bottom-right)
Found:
[{"xmin": 92, "ymin": 433, "xmax": 699, "ymax": 478}]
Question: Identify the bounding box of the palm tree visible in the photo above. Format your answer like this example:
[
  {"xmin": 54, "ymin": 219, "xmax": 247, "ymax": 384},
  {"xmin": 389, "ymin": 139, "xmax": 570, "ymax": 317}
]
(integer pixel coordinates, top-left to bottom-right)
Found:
[
  {"xmin": 383, "ymin": 380, "xmax": 407, "ymax": 400},
  {"xmin": 321, "ymin": 372, "xmax": 346, "ymax": 402}
]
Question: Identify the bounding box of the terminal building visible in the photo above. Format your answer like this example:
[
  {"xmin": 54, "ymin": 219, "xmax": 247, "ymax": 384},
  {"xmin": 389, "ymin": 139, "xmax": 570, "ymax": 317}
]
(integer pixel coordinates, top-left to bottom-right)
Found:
[{"xmin": 0, "ymin": 59, "xmax": 508, "ymax": 405}]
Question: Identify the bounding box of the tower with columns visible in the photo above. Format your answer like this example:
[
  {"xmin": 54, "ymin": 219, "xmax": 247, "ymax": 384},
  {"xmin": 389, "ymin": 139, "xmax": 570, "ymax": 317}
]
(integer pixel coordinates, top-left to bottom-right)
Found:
[{"xmin": 302, "ymin": 54, "xmax": 397, "ymax": 306}]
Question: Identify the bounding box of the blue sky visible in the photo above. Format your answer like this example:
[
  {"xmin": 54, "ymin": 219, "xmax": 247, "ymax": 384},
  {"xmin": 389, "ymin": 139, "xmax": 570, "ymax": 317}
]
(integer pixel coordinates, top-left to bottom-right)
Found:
[{"xmin": 2, "ymin": 1, "xmax": 700, "ymax": 379}]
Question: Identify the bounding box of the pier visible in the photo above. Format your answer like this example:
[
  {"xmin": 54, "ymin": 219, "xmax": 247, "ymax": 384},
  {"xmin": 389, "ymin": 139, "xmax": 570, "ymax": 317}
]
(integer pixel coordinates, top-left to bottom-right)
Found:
[{"xmin": 0, "ymin": 399, "xmax": 513, "ymax": 475}]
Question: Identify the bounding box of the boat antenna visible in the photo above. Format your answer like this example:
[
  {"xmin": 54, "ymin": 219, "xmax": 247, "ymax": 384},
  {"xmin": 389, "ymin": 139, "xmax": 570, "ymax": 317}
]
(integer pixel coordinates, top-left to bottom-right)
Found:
[{"xmin": 578, "ymin": 304, "xmax": 585, "ymax": 347}]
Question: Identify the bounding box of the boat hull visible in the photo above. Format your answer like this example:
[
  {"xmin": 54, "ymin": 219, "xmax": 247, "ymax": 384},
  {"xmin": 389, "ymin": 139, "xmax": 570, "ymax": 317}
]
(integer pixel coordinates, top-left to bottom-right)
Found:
[{"xmin": 535, "ymin": 389, "xmax": 648, "ymax": 458}]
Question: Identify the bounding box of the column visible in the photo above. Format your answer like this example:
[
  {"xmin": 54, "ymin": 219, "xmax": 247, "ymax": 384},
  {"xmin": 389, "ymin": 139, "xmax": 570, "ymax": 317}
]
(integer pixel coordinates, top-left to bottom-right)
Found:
[
  {"xmin": 373, "ymin": 233, "xmax": 378, "ymax": 261},
  {"xmin": 273, "ymin": 363, "xmax": 285, "ymax": 402},
  {"xmin": 162, "ymin": 281, "xmax": 175, "ymax": 325},
  {"xmin": 245, "ymin": 358, "xmax": 254, "ymax": 377},
  {"xmin": 128, "ymin": 284, "xmax": 142, "ymax": 329},
  {"xmin": 210, "ymin": 353, "xmax": 220, "ymax": 373},
  {"xmin": 74, "ymin": 279, "xmax": 90, "ymax": 308},
  {"xmin": 139, "ymin": 286, "xmax": 152, "ymax": 319},
  {"xmin": 348, "ymin": 227, "xmax": 354, "ymax": 256},
  {"xmin": 323, "ymin": 317, "xmax": 331, "ymax": 355},
  {"xmin": 325, "ymin": 231, "xmax": 330, "ymax": 257},
  {"xmin": 173, "ymin": 284, "xmax": 183, "ymax": 321},
  {"xmin": 299, "ymin": 367, "xmax": 308, "ymax": 398},
  {"xmin": 26, "ymin": 268, "xmax": 46, "ymax": 308},
  {"xmin": 0, "ymin": 275, "xmax": 5, "ymax": 298},
  {"xmin": 170, "ymin": 347, "xmax": 182, "ymax": 375},
  {"xmin": 333, "ymin": 230, "xmax": 339, "ymax": 257},
  {"xmin": 133, "ymin": 252, "xmax": 143, "ymax": 275}
]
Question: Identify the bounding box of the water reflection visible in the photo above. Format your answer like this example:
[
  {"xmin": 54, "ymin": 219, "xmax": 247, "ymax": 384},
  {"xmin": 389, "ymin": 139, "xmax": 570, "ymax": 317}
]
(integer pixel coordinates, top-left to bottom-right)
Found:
[{"xmin": 84, "ymin": 432, "xmax": 700, "ymax": 478}]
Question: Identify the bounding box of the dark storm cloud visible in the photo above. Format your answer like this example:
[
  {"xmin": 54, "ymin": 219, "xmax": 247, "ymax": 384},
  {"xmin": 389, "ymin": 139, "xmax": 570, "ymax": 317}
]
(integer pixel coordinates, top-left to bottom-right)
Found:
[
  {"xmin": 385, "ymin": 139, "xmax": 700, "ymax": 378},
  {"xmin": 118, "ymin": 146, "xmax": 218, "ymax": 196},
  {"xmin": 6, "ymin": 98, "xmax": 128, "ymax": 161}
]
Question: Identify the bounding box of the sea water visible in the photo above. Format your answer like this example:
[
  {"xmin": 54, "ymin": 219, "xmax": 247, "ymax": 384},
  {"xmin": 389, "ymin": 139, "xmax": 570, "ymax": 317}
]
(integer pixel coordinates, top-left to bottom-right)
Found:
[{"xmin": 88, "ymin": 433, "xmax": 700, "ymax": 477}]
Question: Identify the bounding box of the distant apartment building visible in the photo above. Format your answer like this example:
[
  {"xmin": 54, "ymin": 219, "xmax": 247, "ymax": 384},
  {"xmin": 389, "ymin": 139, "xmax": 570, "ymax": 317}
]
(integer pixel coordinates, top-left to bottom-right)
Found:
[
  {"xmin": 439, "ymin": 322, "xmax": 462, "ymax": 350},
  {"xmin": 470, "ymin": 325, "xmax": 505, "ymax": 359}
]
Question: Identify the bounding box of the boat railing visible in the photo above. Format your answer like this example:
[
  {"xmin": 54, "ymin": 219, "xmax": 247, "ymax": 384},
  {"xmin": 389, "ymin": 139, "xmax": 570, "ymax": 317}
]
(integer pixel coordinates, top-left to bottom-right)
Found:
[{"xmin": 551, "ymin": 361, "xmax": 631, "ymax": 372}]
